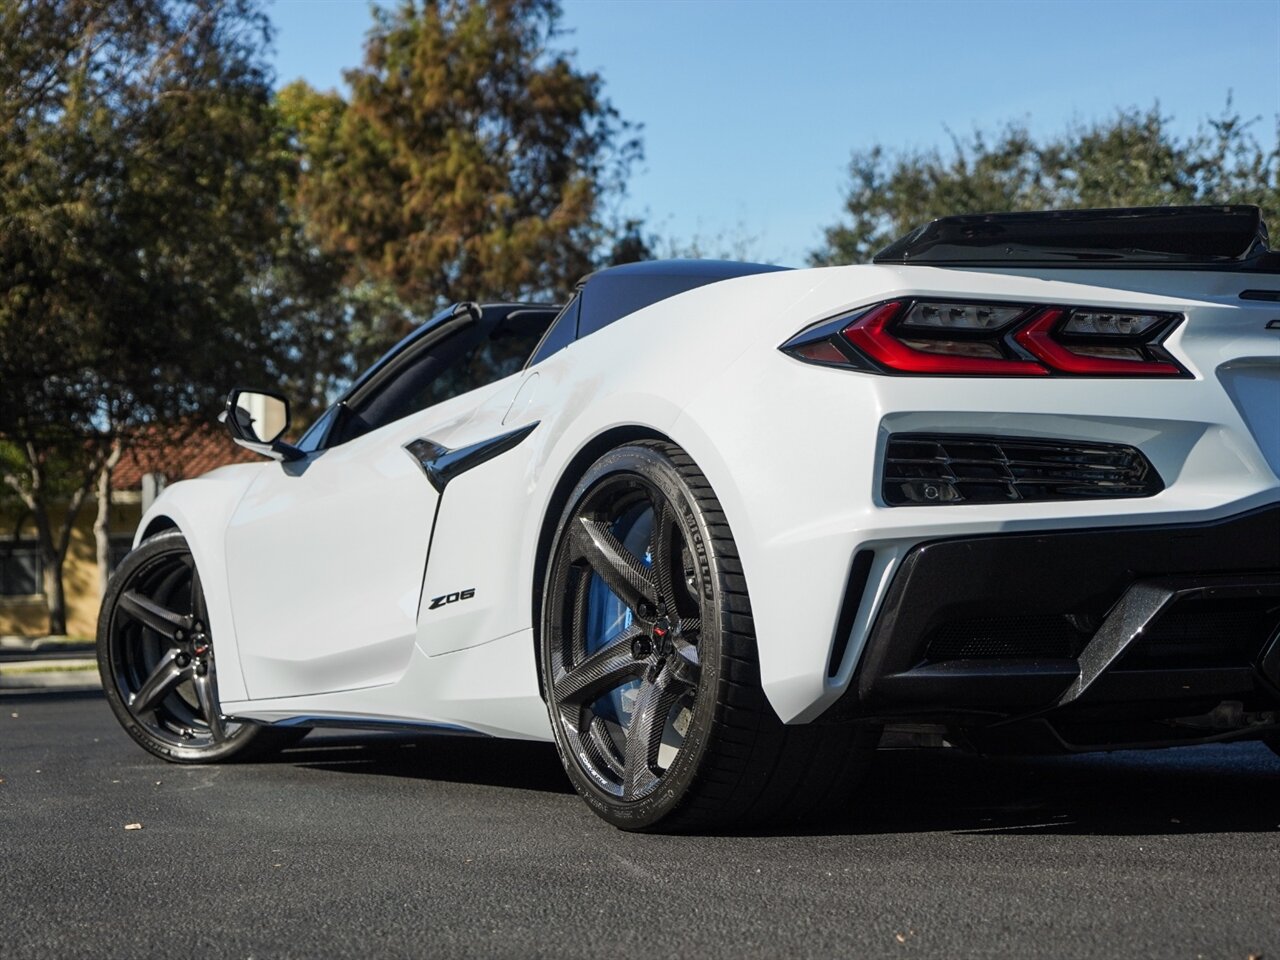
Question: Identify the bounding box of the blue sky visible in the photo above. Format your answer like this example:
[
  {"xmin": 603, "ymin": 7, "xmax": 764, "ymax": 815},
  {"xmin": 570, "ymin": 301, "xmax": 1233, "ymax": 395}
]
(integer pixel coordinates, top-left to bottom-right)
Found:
[{"xmin": 268, "ymin": 0, "xmax": 1280, "ymax": 265}]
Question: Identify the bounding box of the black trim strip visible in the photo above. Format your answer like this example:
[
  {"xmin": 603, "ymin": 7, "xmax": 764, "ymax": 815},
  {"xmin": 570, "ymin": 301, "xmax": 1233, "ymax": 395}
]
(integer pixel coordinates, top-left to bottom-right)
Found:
[
  {"xmin": 252, "ymin": 715, "xmax": 487, "ymax": 735},
  {"xmin": 404, "ymin": 421, "xmax": 540, "ymax": 494},
  {"xmin": 828, "ymin": 551, "xmax": 874, "ymax": 677}
]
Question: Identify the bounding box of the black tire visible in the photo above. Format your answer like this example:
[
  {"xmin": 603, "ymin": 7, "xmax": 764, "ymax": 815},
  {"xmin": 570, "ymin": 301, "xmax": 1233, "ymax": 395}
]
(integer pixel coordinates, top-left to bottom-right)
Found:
[
  {"xmin": 540, "ymin": 441, "xmax": 878, "ymax": 832},
  {"xmin": 98, "ymin": 530, "xmax": 306, "ymax": 763}
]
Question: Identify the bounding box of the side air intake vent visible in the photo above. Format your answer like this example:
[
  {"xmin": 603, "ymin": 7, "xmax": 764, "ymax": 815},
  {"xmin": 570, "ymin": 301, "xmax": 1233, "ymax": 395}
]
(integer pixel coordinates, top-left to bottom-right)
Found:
[{"xmin": 882, "ymin": 433, "xmax": 1163, "ymax": 506}]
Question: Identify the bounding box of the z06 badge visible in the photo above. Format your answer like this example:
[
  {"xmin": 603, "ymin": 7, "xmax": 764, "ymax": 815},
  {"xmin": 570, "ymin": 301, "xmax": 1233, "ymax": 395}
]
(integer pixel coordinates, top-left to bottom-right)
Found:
[{"xmin": 428, "ymin": 588, "xmax": 475, "ymax": 610}]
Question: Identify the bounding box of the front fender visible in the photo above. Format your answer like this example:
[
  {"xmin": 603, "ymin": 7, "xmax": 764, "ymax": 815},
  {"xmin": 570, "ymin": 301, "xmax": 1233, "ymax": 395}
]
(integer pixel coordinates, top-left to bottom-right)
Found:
[{"xmin": 132, "ymin": 462, "xmax": 266, "ymax": 702}]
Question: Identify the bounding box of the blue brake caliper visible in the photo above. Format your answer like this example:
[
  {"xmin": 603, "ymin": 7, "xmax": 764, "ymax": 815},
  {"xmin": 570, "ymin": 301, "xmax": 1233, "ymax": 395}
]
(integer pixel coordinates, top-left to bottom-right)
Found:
[{"xmin": 584, "ymin": 507, "xmax": 653, "ymax": 725}]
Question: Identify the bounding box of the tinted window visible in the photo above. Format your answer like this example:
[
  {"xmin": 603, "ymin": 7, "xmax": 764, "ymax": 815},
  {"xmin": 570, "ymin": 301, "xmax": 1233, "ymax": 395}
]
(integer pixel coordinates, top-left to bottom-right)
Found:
[
  {"xmin": 526, "ymin": 295, "xmax": 580, "ymax": 367},
  {"xmin": 411, "ymin": 320, "xmax": 544, "ymax": 408},
  {"xmin": 326, "ymin": 307, "xmax": 554, "ymax": 446}
]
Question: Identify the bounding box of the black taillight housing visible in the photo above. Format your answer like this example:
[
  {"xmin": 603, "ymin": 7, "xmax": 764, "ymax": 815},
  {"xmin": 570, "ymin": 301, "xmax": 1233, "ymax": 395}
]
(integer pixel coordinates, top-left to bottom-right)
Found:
[{"xmin": 781, "ymin": 299, "xmax": 1188, "ymax": 377}]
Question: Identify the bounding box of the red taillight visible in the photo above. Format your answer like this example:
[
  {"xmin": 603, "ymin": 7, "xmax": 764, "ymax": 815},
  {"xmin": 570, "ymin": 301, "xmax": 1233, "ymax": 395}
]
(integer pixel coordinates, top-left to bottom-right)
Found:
[
  {"xmin": 1013, "ymin": 308, "xmax": 1184, "ymax": 376},
  {"xmin": 782, "ymin": 299, "xmax": 1186, "ymax": 377},
  {"xmin": 841, "ymin": 301, "xmax": 1048, "ymax": 376}
]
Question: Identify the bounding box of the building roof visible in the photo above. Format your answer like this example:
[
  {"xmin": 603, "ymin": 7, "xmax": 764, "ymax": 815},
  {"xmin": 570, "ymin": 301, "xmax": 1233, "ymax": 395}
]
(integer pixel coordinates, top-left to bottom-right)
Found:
[{"xmin": 114, "ymin": 422, "xmax": 259, "ymax": 489}]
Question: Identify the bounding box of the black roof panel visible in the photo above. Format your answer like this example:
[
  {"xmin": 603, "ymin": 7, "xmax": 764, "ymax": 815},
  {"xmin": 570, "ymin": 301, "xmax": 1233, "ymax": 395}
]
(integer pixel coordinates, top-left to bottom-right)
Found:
[{"xmin": 577, "ymin": 259, "xmax": 788, "ymax": 338}]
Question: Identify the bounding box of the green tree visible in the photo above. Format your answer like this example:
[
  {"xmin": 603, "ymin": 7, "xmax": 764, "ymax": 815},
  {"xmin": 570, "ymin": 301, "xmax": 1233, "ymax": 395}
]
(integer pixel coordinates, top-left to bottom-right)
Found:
[
  {"xmin": 0, "ymin": 0, "xmax": 295, "ymax": 633},
  {"xmin": 812, "ymin": 105, "xmax": 1280, "ymax": 265},
  {"xmin": 281, "ymin": 0, "xmax": 641, "ymax": 340}
]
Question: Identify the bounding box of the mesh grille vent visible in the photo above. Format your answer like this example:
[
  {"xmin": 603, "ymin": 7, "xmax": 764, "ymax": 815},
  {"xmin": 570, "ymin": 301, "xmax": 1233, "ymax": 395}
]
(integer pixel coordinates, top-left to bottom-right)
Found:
[
  {"xmin": 1117, "ymin": 596, "xmax": 1280, "ymax": 670},
  {"xmin": 883, "ymin": 433, "xmax": 1163, "ymax": 506},
  {"xmin": 924, "ymin": 615, "xmax": 1088, "ymax": 662}
]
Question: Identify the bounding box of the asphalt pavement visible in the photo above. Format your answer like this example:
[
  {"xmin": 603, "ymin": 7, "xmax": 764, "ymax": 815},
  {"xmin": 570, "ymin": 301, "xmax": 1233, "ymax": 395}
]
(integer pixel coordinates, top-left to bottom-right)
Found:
[{"xmin": 1, "ymin": 690, "xmax": 1277, "ymax": 960}]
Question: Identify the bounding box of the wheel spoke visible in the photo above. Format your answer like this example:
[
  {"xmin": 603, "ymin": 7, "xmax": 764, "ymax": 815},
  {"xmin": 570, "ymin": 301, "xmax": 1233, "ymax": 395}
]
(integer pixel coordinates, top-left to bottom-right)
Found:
[
  {"xmin": 119, "ymin": 589, "xmax": 192, "ymax": 640},
  {"xmin": 193, "ymin": 672, "xmax": 226, "ymax": 742},
  {"xmin": 190, "ymin": 565, "xmax": 208, "ymax": 627},
  {"xmin": 622, "ymin": 669, "xmax": 680, "ymax": 800},
  {"xmin": 584, "ymin": 716, "xmax": 624, "ymax": 780},
  {"xmin": 574, "ymin": 516, "xmax": 658, "ymax": 611},
  {"xmin": 569, "ymin": 567, "xmax": 592, "ymax": 664},
  {"xmin": 128, "ymin": 648, "xmax": 187, "ymax": 713},
  {"xmin": 649, "ymin": 498, "xmax": 678, "ymax": 605},
  {"xmin": 555, "ymin": 627, "xmax": 645, "ymax": 707},
  {"xmin": 669, "ymin": 634, "xmax": 701, "ymax": 690}
]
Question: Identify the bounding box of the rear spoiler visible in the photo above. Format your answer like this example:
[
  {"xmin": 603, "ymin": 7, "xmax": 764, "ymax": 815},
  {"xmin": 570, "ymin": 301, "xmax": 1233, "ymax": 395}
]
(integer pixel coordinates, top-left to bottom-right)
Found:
[{"xmin": 874, "ymin": 205, "xmax": 1280, "ymax": 273}]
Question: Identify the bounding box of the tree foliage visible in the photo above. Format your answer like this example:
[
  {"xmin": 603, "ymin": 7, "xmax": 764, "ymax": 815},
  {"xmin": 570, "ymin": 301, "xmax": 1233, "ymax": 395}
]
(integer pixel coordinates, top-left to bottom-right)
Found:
[
  {"xmin": 0, "ymin": 0, "xmax": 292, "ymax": 440},
  {"xmin": 0, "ymin": 0, "xmax": 294, "ymax": 631},
  {"xmin": 281, "ymin": 0, "xmax": 641, "ymax": 332},
  {"xmin": 812, "ymin": 105, "xmax": 1280, "ymax": 265}
]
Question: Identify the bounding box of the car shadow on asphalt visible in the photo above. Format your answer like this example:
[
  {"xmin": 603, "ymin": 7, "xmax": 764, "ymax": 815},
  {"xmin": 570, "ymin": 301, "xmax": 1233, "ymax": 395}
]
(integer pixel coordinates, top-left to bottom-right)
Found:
[
  {"xmin": 275, "ymin": 730, "xmax": 577, "ymax": 795},
  {"xmin": 14, "ymin": 690, "xmax": 1278, "ymax": 837},
  {"xmin": 274, "ymin": 730, "xmax": 1280, "ymax": 836},
  {"xmin": 812, "ymin": 743, "xmax": 1280, "ymax": 839}
]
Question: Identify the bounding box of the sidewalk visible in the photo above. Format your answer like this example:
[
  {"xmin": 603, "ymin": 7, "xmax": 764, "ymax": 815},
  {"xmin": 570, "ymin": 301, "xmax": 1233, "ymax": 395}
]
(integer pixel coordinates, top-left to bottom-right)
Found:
[{"xmin": 0, "ymin": 636, "xmax": 102, "ymax": 692}]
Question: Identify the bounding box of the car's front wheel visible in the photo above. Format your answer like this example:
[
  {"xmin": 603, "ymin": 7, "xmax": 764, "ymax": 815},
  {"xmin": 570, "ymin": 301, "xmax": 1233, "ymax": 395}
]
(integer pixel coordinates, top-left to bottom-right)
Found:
[
  {"xmin": 98, "ymin": 530, "xmax": 304, "ymax": 763},
  {"xmin": 541, "ymin": 441, "xmax": 877, "ymax": 831}
]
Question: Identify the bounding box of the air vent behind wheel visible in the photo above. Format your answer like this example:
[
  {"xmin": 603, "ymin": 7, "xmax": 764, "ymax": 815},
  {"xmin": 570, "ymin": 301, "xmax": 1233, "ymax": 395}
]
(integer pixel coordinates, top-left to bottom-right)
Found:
[{"xmin": 883, "ymin": 433, "xmax": 1163, "ymax": 506}]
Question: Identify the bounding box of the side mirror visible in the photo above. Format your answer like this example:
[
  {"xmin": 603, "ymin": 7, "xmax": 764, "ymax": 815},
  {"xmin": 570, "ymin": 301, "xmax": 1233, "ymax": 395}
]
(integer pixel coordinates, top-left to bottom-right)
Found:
[{"xmin": 220, "ymin": 389, "xmax": 304, "ymax": 462}]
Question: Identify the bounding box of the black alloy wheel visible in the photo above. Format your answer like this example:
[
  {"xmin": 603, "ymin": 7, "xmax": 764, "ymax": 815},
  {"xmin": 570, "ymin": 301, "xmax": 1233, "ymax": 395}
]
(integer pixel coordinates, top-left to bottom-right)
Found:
[
  {"xmin": 541, "ymin": 441, "xmax": 878, "ymax": 832},
  {"xmin": 98, "ymin": 531, "xmax": 303, "ymax": 763}
]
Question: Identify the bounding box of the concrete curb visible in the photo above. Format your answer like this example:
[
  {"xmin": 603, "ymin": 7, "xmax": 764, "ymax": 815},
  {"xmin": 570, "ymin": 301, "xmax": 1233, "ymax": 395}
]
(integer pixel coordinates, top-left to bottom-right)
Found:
[
  {"xmin": 0, "ymin": 635, "xmax": 96, "ymax": 655},
  {"xmin": 0, "ymin": 658, "xmax": 102, "ymax": 692}
]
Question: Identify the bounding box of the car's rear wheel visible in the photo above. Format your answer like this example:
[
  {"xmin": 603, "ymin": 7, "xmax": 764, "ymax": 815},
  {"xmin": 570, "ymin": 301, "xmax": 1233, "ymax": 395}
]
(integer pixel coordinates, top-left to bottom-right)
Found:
[
  {"xmin": 98, "ymin": 530, "xmax": 305, "ymax": 763},
  {"xmin": 541, "ymin": 441, "xmax": 878, "ymax": 831}
]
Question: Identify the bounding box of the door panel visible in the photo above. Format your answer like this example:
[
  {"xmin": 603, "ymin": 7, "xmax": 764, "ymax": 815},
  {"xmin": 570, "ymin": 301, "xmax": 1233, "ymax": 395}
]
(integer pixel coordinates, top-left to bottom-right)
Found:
[
  {"xmin": 225, "ymin": 415, "xmax": 441, "ymax": 700},
  {"xmin": 223, "ymin": 301, "xmax": 559, "ymax": 702},
  {"xmin": 225, "ymin": 374, "xmax": 522, "ymax": 701}
]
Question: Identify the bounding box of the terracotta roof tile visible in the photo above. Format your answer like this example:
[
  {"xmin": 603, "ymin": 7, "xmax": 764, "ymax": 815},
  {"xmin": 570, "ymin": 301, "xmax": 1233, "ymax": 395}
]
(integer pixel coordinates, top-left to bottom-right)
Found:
[{"xmin": 114, "ymin": 422, "xmax": 260, "ymax": 489}]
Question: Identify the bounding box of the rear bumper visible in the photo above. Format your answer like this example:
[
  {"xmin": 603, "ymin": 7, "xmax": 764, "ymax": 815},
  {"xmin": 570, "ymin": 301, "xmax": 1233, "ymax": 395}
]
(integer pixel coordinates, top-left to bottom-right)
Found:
[
  {"xmin": 823, "ymin": 503, "xmax": 1280, "ymax": 732},
  {"xmin": 677, "ymin": 265, "xmax": 1280, "ymax": 726}
]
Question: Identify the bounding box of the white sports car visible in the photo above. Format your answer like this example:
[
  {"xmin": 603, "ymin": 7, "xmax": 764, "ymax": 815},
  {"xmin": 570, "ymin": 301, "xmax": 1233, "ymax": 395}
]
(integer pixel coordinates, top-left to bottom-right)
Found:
[{"xmin": 99, "ymin": 205, "xmax": 1280, "ymax": 831}]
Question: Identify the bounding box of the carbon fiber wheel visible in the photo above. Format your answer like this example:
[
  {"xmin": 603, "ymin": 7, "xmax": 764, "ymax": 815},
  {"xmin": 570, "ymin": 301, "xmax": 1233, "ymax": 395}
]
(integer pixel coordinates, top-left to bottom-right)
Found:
[
  {"xmin": 98, "ymin": 531, "xmax": 304, "ymax": 763},
  {"xmin": 541, "ymin": 441, "xmax": 878, "ymax": 832}
]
